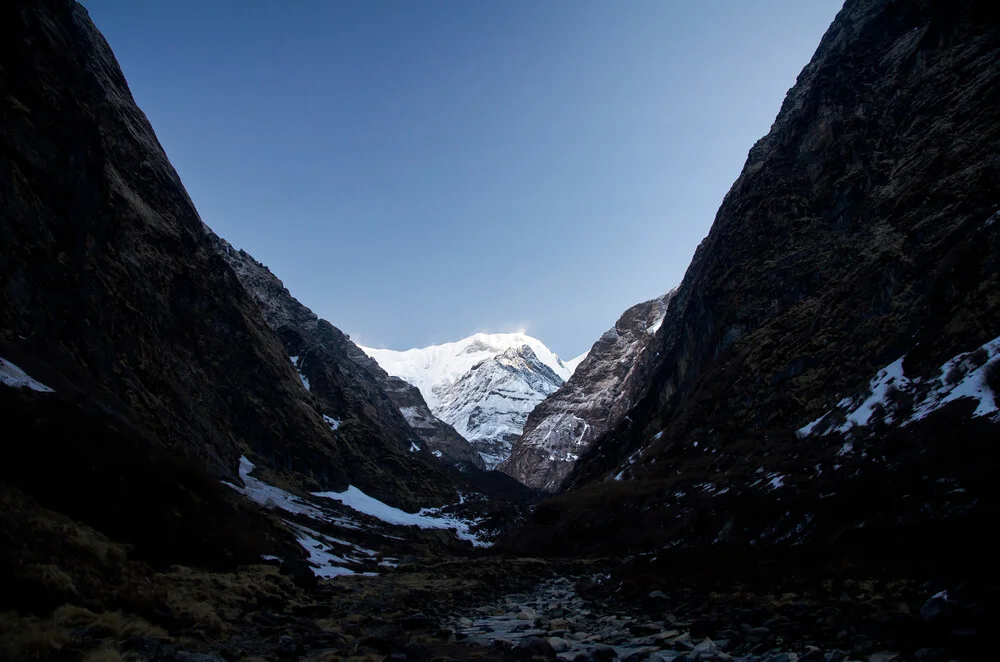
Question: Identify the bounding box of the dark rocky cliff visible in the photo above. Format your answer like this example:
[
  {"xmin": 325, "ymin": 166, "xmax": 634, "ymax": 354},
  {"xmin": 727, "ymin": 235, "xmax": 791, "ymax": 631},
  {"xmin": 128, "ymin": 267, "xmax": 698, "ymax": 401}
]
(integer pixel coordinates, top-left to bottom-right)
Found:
[
  {"xmin": 512, "ymin": 0, "xmax": 1000, "ymax": 559},
  {"xmin": 0, "ymin": 0, "xmax": 459, "ymax": 566},
  {"xmin": 1, "ymin": 0, "xmax": 348, "ymax": 491}
]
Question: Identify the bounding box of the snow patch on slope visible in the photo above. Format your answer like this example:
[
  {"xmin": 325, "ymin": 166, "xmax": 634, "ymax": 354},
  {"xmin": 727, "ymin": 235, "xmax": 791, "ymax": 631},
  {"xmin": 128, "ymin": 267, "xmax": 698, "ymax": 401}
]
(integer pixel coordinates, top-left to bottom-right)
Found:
[
  {"xmin": 797, "ymin": 334, "xmax": 1000, "ymax": 438},
  {"xmin": 289, "ymin": 355, "xmax": 310, "ymax": 391},
  {"xmin": 292, "ymin": 525, "xmax": 375, "ymax": 578},
  {"xmin": 0, "ymin": 357, "xmax": 54, "ymax": 393},
  {"xmin": 225, "ymin": 456, "xmax": 491, "ymax": 576}
]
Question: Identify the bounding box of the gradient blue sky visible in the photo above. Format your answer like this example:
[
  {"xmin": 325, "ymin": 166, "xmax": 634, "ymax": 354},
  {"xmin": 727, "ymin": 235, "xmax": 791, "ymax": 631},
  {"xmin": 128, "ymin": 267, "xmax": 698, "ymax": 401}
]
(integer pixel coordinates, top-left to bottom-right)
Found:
[{"xmin": 83, "ymin": 0, "xmax": 842, "ymax": 359}]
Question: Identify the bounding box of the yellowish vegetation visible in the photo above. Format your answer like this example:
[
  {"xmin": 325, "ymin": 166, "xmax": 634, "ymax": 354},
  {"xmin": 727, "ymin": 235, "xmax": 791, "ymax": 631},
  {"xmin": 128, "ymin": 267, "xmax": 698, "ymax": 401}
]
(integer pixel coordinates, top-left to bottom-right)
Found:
[
  {"xmin": 160, "ymin": 564, "xmax": 301, "ymax": 637},
  {"xmin": 52, "ymin": 605, "xmax": 167, "ymax": 639},
  {"xmin": 20, "ymin": 563, "xmax": 78, "ymax": 596},
  {"xmin": 82, "ymin": 645, "xmax": 125, "ymax": 662},
  {"xmin": 0, "ymin": 604, "xmax": 166, "ymax": 662},
  {"xmin": 0, "ymin": 611, "xmax": 71, "ymax": 661}
]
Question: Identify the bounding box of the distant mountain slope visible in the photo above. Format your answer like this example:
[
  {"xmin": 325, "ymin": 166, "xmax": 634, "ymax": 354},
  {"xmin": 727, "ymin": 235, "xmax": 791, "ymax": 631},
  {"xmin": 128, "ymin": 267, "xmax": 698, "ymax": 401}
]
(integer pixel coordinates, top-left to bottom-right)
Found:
[
  {"xmin": 499, "ymin": 290, "xmax": 674, "ymax": 490},
  {"xmin": 563, "ymin": 351, "xmax": 590, "ymax": 375},
  {"xmin": 363, "ymin": 333, "xmax": 574, "ymax": 468}
]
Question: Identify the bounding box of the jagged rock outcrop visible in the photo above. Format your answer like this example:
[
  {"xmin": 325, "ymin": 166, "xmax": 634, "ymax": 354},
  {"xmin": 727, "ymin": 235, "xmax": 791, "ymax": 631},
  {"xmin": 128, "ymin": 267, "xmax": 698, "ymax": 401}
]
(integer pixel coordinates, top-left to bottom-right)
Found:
[
  {"xmin": 512, "ymin": 0, "xmax": 1000, "ymax": 558},
  {"xmin": 363, "ymin": 333, "xmax": 573, "ymax": 469},
  {"xmin": 499, "ymin": 291, "xmax": 674, "ymax": 491}
]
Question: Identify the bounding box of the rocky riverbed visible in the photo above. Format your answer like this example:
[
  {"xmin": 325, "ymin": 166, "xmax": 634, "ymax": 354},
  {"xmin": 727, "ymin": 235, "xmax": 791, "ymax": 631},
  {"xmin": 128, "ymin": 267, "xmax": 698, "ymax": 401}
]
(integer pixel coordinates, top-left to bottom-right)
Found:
[{"xmin": 441, "ymin": 573, "xmax": 985, "ymax": 662}]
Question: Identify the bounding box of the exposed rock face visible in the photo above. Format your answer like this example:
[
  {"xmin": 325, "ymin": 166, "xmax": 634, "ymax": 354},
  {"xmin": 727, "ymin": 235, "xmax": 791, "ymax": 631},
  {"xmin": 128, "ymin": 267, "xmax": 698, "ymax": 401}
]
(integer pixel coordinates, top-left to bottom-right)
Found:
[
  {"xmin": 513, "ymin": 0, "xmax": 1000, "ymax": 557},
  {"xmin": 499, "ymin": 291, "xmax": 675, "ymax": 491},
  {"xmin": 363, "ymin": 333, "xmax": 573, "ymax": 469}
]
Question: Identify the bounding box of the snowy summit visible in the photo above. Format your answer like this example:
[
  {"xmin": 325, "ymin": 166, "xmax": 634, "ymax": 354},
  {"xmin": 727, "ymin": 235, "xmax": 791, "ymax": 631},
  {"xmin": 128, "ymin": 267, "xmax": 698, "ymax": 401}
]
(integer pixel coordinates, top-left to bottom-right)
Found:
[{"xmin": 362, "ymin": 333, "xmax": 584, "ymax": 468}]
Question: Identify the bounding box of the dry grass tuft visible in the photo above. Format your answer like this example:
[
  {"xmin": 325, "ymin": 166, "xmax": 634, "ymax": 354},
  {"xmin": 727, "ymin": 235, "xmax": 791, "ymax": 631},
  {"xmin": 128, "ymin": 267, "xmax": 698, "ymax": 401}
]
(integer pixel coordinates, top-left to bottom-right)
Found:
[
  {"xmin": 20, "ymin": 563, "xmax": 78, "ymax": 597},
  {"xmin": 52, "ymin": 604, "xmax": 167, "ymax": 639},
  {"xmin": 160, "ymin": 564, "xmax": 301, "ymax": 637},
  {"xmin": 0, "ymin": 611, "xmax": 71, "ymax": 661},
  {"xmin": 0, "ymin": 604, "xmax": 167, "ymax": 662},
  {"xmin": 82, "ymin": 645, "xmax": 124, "ymax": 662},
  {"xmin": 0, "ymin": 483, "xmax": 161, "ymax": 614}
]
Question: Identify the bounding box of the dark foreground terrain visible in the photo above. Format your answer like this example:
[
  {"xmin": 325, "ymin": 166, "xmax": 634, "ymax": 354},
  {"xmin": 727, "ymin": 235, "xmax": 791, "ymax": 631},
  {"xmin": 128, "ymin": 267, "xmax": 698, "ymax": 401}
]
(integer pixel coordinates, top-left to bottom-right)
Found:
[
  {"xmin": 4, "ymin": 490, "xmax": 996, "ymax": 662},
  {"xmin": 3, "ymin": 0, "xmax": 999, "ymax": 660}
]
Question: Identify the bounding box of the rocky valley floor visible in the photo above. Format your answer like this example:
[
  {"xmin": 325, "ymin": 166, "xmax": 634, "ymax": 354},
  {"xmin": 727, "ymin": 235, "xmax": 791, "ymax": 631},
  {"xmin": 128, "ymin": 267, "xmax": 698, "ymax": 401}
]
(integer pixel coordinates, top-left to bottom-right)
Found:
[{"xmin": 3, "ymin": 547, "xmax": 992, "ymax": 662}]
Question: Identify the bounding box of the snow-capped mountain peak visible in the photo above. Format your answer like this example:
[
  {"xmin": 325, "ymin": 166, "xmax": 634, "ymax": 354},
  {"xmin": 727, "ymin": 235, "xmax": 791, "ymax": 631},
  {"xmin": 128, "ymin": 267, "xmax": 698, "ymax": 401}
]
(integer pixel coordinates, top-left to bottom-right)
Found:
[
  {"xmin": 362, "ymin": 332, "xmax": 573, "ymax": 410},
  {"xmin": 362, "ymin": 332, "xmax": 574, "ymax": 469}
]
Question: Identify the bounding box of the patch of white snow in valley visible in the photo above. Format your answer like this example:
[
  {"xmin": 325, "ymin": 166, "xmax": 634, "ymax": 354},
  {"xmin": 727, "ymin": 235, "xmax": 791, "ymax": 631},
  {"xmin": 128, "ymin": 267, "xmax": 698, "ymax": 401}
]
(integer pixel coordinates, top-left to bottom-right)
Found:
[
  {"xmin": 223, "ymin": 456, "xmax": 359, "ymax": 530},
  {"xmin": 225, "ymin": 457, "xmax": 322, "ymax": 517},
  {"xmin": 409, "ymin": 441, "xmax": 420, "ymax": 452},
  {"xmin": 312, "ymin": 485, "xmax": 489, "ymax": 547},
  {"xmin": 323, "ymin": 415, "xmax": 341, "ymax": 431},
  {"xmin": 0, "ymin": 357, "xmax": 54, "ymax": 392},
  {"xmin": 796, "ymin": 414, "xmax": 826, "ymax": 438},
  {"xmin": 432, "ymin": 450, "xmax": 443, "ymax": 458},
  {"xmin": 292, "ymin": 525, "xmax": 375, "ymax": 578},
  {"xmin": 796, "ymin": 335, "xmax": 1000, "ymax": 438}
]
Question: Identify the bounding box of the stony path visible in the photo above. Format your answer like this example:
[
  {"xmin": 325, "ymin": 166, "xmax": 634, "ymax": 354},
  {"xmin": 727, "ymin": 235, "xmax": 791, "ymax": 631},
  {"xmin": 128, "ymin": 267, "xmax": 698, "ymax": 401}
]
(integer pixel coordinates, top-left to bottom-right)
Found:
[{"xmin": 445, "ymin": 576, "xmax": 907, "ymax": 662}]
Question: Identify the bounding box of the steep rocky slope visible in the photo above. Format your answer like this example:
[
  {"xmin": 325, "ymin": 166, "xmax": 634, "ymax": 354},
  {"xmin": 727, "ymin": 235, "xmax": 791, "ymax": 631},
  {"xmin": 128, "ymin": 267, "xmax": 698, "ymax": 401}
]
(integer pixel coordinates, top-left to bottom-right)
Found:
[
  {"xmin": 513, "ymin": 0, "xmax": 1000, "ymax": 560},
  {"xmin": 209, "ymin": 241, "xmax": 487, "ymax": 472},
  {"xmin": 500, "ymin": 291, "xmax": 674, "ymax": 490},
  {"xmin": 364, "ymin": 333, "xmax": 574, "ymax": 468},
  {"xmin": 211, "ymin": 239, "xmax": 477, "ymax": 501}
]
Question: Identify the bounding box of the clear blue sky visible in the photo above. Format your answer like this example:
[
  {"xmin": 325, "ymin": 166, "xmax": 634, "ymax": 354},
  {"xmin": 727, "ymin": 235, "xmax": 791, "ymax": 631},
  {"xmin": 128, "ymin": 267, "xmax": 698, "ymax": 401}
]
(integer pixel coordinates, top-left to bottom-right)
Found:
[{"xmin": 82, "ymin": 0, "xmax": 842, "ymax": 360}]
